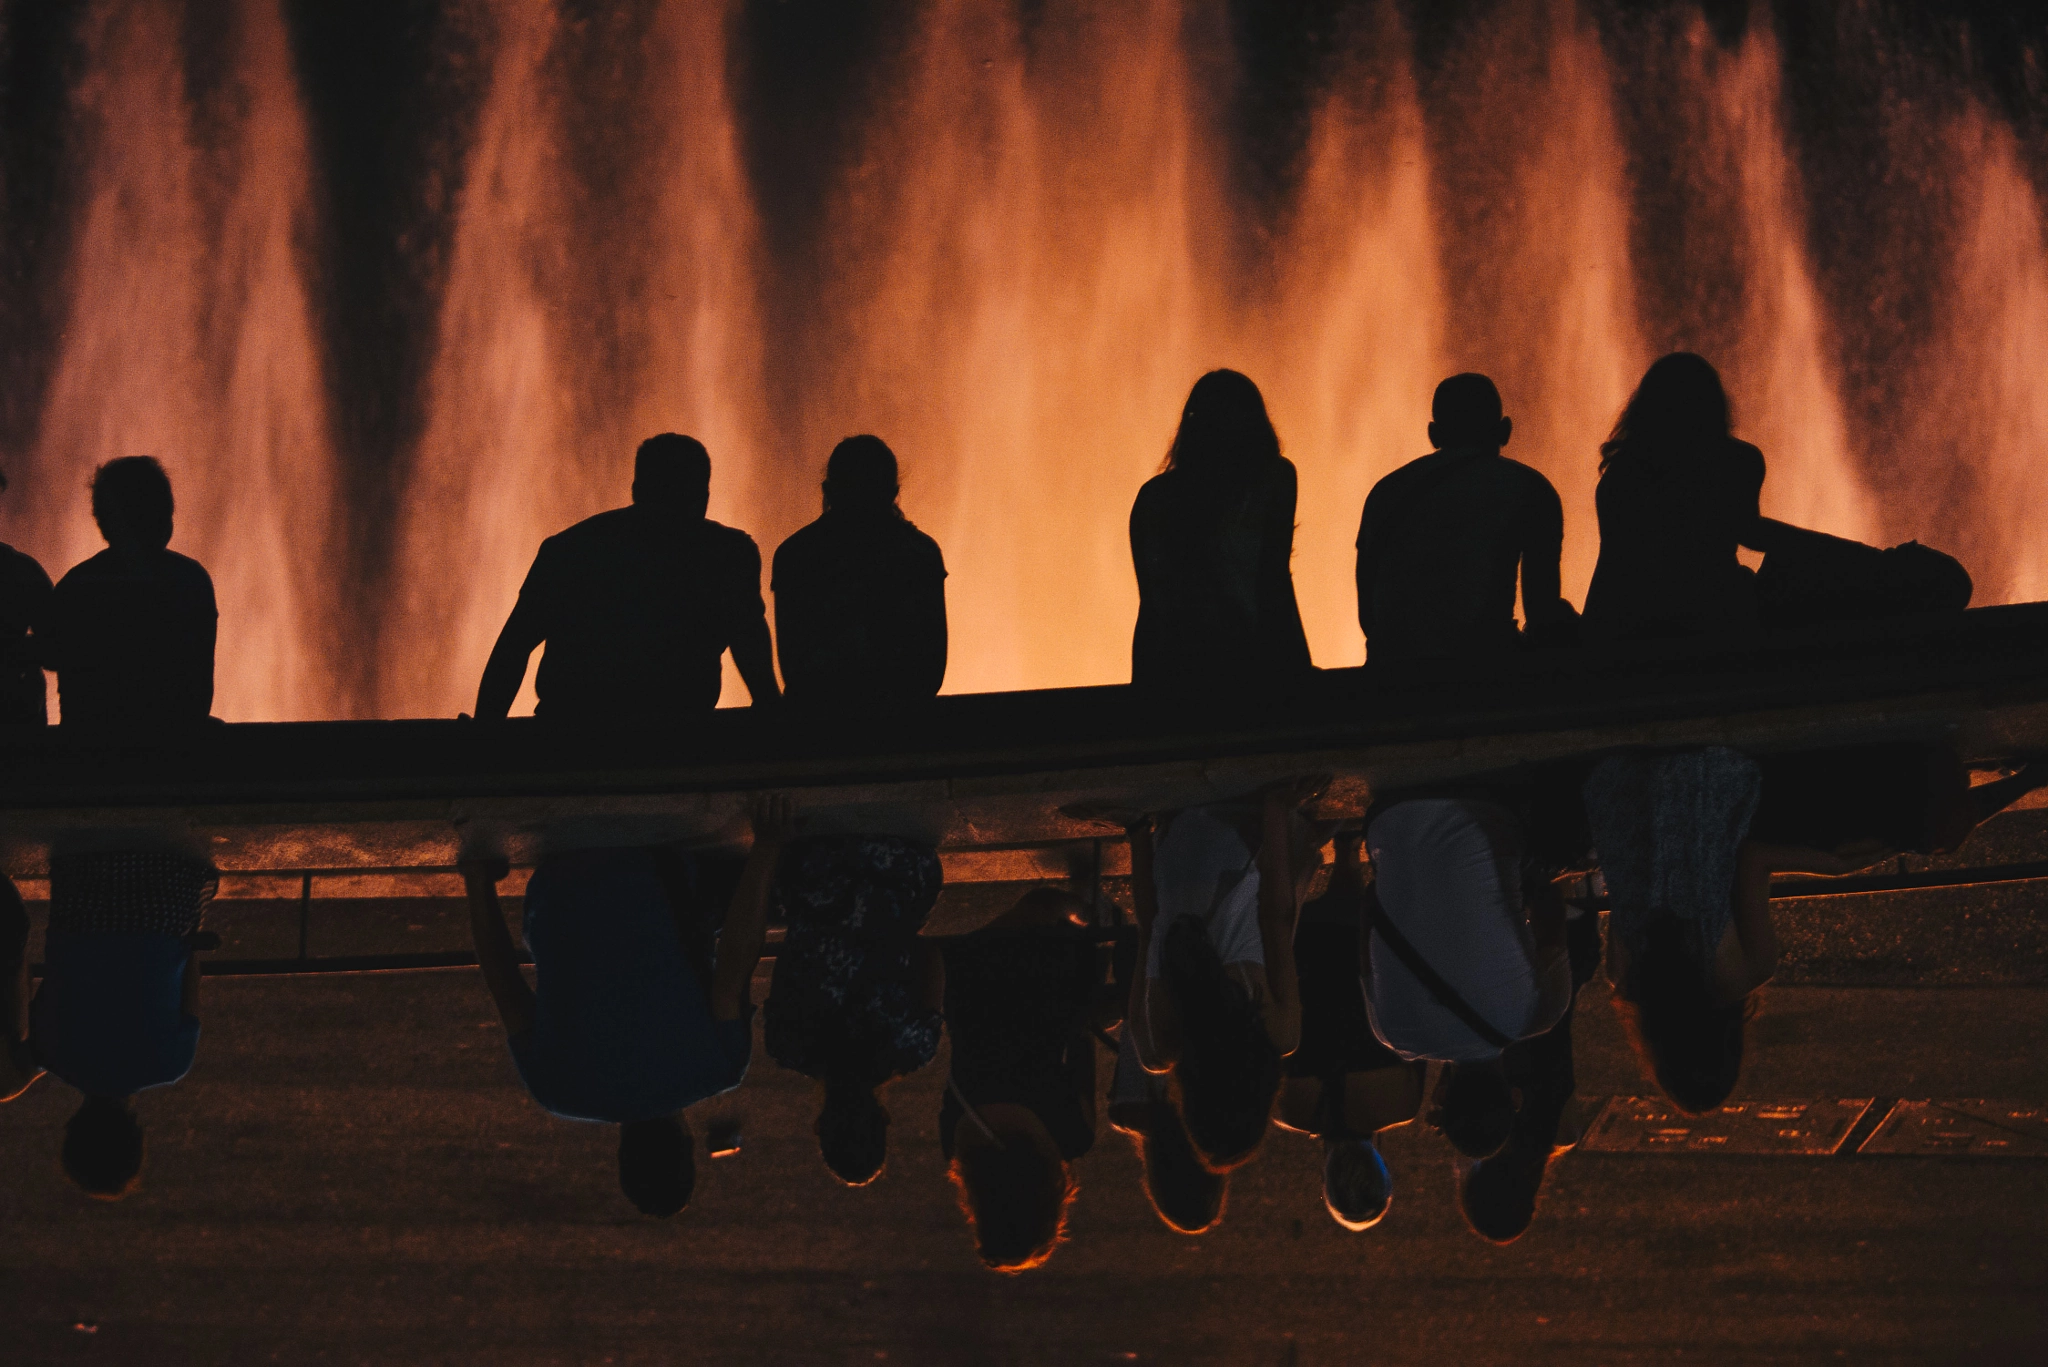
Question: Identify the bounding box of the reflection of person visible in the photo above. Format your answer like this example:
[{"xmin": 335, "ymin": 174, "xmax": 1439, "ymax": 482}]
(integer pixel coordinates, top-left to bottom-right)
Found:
[
  {"xmin": 42, "ymin": 456, "xmax": 216, "ymax": 728},
  {"xmin": 1128, "ymin": 780, "xmax": 1322, "ymax": 1173},
  {"xmin": 461, "ymin": 796, "xmax": 789, "ymax": 1217},
  {"xmin": 1129, "ymin": 370, "xmax": 1312, "ymax": 698},
  {"xmin": 0, "ymin": 466, "xmax": 53, "ymax": 725},
  {"xmin": 772, "ymin": 435, "xmax": 946, "ymax": 706},
  {"xmin": 1355, "ymin": 374, "xmax": 1574, "ymax": 663},
  {"xmin": 938, "ymin": 889, "xmax": 1100, "ymax": 1273},
  {"xmin": 764, "ymin": 834, "xmax": 944, "ymax": 1186},
  {"xmin": 473, "ymin": 433, "xmax": 779, "ymax": 720},
  {"xmin": 1275, "ymin": 828, "xmax": 1423, "ymax": 1231},
  {"xmin": 1106, "ymin": 1022, "xmax": 1225, "ymax": 1235},
  {"xmin": 1582, "ymin": 353, "xmax": 1763, "ymax": 645}
]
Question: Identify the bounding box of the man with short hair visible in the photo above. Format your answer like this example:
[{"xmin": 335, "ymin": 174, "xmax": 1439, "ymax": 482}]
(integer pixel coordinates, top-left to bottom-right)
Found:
[
  {"xmin": 1354, "ymin": 372, "xmax": 1574, "ymax": 665},
  {"xmin": 474, "ymin": 433, "xmax": 779, "ymax": 720}
]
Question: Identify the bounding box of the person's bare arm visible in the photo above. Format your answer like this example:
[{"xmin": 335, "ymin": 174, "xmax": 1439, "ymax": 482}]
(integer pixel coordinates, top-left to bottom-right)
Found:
[
  {"xmin": 1720, "ymin": 840, "xmax": 1781, "ymax": 1000},
  {"xmin": 711, "ymin": 794, "xmax": 794, "ymax": 1022},
  {"xmin": 1125, "ymin": 815, "xmax": 1179, "ymax": 1072},
  {"xmin": 912, "ymin": 562, "xmax": 948, "ymax": 698},
  {"xmin": 1356, "ymin": 490, "xmax": 1383, "ymax": 645},
  {"xmin": 730, "ymin": 615, "xmax": 781, "ymax": 709},
  {"xmin": 1256, "ymin": 782, "xmax": 1318, "ymax": 1058},
  {"xmin": 1519, "ymin": 477, "xmax": 1570, "ymax": 637},
  {"xmin": 461, "ymin": 856, "xmax": 535, "ymax": 1038},
  {"xmin": 475, "ymin": 600, "xmax": 545, "ymax": 721}
]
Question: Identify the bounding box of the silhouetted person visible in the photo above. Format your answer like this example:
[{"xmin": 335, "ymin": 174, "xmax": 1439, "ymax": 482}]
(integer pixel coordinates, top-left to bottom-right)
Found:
[
  {"xmin": 460, "ymin": 796, "xmax": 788, "ymax": 1217},
  {"xmin": 1127, "ymin": 781, "xmax": 1324, "ymax": 1174},
  {"xmin": 1355, "ymin": 374, "xmax": 1574, "ymax": 663},
  {"xmin": 0, "ymin": 468, "xmax": 53, "ymax": 725},
  {"xmin": 42, "ymin": 456, "xmax": 216, "ymax": 728},
  {"xmin": 1106, "ymin": 1022, "xmax": 1226, "ymax": 1235},
  {"xmin": 1274, "ymin": 828, "xmax": 1424, "ymax": 1231},
  {"xmin": 1750, "ymin": 520, "xmax": 1972, "ymax": 628},
  {"xmin": 764, "ymin": 833, "xmax": 945, "ymax": 1186},
  {"xmin": 474, "ymin": 433, "xmax": 778, "ymax": 720},
  {"xmin": 1130, "ymin": 370, "xmax": 1312, "ymax": 697},
  {"xmin": 1582, "ymin": 353, "xmax": 1763, "ymax": 644},
  {"xmin": 939, "ymin": 888, "xmax": 1101, "ymax": 1273},
  {"xmin": 772, "ymin": 435, "xmax": 946, "ymax": 706}
]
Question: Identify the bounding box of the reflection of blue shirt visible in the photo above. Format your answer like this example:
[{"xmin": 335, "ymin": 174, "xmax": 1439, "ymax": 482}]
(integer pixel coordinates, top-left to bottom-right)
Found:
[
  {"xmin": 31, "ymin": 931, "xmax": 199, "ymax": 1098},
  {"xmin": 510, "ymin": 848, "xmax": 752, "ymax": 1123}
]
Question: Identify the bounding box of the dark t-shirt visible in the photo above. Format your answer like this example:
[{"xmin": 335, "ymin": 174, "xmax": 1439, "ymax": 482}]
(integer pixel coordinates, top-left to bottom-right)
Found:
[
  {"xmin": 1354, "ymin": 446, "xmax": 1564, "ymax": 662},
  {"xmin": 516, "ymin": 506, "xmax": 765, "ymax": 718},
  {"xmin": 771, "ymin": 511, "xmax": 947, "ymax": 705},
  {"xmin": 0, "ymin": 542, "xmax": 53, "ymax": 724},
  {"xmin": 1129, "ymin": 461, "xmax": 1313, "ymax": 694},
  {"xmin": 1583, "ymin": 438, "xmax": 1765, "ymax": 644},
  {"xmin": 44, "ymin": 547, "xmax": 215, "ymax": 727},
  {"xmin": 31, "ymin": 932, "xmax": 199, "ymax": 1098},
  {"xmin": 510, "ymin": 847, "xmax": 752, "ymax": 1124}
]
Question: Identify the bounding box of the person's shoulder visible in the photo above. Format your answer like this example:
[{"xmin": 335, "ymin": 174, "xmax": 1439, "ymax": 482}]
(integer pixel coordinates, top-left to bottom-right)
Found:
[
  {"xmin": 548, "ymin": 505, "xmax": 637, "ymax": 545},
  {"xmin": 0, "ymin": 542, "xmax": 50, "ymax": 586},
  {"xmin": 700, "ymin": 517, "xmax": 759, "ymax": 553},
  {"xmin": 1724, "ymin": 438, "xmax": 1766, "ymax": 478},
  {"xmin": 53, "ymin": 548, "xmax": 118, "ymax": 590},
  {"xmin": 162, "ymin": 549, "xmax": 214, "ymax": 585},
  {"xmin": 893, "ymin": 518, "xmax": 945, "ymax": 567},
  {"xmin": 1499, "ymin": 455, "xmax": 1563, "ymax": 500}
]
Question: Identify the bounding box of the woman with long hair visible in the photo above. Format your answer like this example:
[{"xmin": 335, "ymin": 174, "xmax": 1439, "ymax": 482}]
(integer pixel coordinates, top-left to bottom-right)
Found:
[
  {"xmin": 1130, "ymin": 370, "xmax": 1313, "ymax": 697},
  {"xmin": 1582, "ymin": 352, "xmax": 1763, "ymax": 644}
]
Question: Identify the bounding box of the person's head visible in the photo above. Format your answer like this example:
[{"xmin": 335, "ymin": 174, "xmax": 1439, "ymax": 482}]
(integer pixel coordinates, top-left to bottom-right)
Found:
[
  {"xmin": 1134, "ymin": 1107, "xmax": 1227, "ymax": 1234},
  {"xmin": 617, "ymin": 1114, "xmax": 694, "ymax": 1217},
  {"xmin": 1433, "ymin": 1059, "xmax": 1515, "ymax": 1159},
  {"xmin": 1162, "ymin": 916, "xmax": 1283, "ymax": 1171},
  {"xmin": 1162, "ymin": 369, "xmax": 1282, "ymax": 486},
  {"xmin": 948, "ymin": 1135, "xmax": 1076, "ymax": 1272},
  {"xmin": 1428, "ymin": 373, "xmax": 1511, "ymax": 452},
  {"xmin": 1613, "ymin": 921, "xmax": 1750, "ymax": 1114},
  {"xmin": 632, "ymin": 433, "xmax": 712, "ymax": 517},
  {"xmin": 816, "ymin": 1077, "xmax": 889, "ymax": 1187},
  {"xmin": 90, "ymin": 456, "xmax": 174, "ymax": 550},
  {"xmin": 1322, "ymin": 1136, "xmax": 1393, "ymax": 1231},
  {"xmin": 1601, "ymin": 352, "xmax": 1732, "ymax": 469},
  {"xmin": 822, "ymin": 435, "xmax": 902, "ymax": 518},
  {"xmin": 62, "ymin": 1096, "xmax": 144, "ymax": 1199}
]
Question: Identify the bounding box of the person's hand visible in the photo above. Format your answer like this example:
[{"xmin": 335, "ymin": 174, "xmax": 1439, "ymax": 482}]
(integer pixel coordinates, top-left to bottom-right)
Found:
[
  {"xmin": 458, "ymin": 854, "xmax": 510, "ymax": 886},
  {"xmin": 749, "ymin": 793, "xmax": 798, "ymax": 847}
]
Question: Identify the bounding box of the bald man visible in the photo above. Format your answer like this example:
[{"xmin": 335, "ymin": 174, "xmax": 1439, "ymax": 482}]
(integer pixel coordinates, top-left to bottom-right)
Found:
[{"xmin": 1354, "ymin": 374, "xmax": 1575, "ymax": 665}]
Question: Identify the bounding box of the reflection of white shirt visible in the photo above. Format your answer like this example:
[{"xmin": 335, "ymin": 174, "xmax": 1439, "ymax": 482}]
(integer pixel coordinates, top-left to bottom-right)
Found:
[
  {"xmin": 1146, "ymin": 805, "xmax": 1264, "ymax": 978},
  {"xmin": 1363, "ymin": 798, "xmax": 1570, "ymax": 1063}
]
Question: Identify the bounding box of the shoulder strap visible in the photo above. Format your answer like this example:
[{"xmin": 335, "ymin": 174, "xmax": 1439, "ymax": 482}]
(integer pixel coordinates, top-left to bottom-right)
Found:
[{"xmin": 1364, "ymin": 886, "xmax": 1515, "ymax": 1051}]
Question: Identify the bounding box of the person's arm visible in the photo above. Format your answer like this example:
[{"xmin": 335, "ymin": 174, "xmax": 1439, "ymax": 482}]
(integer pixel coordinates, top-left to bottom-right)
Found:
[
  {"xmin": 0, "ymin": 889, "xmax": 40, "ymax": 1102},
  {"xmin": 461, "ymin": 855, "xmax": 535, "ymax": 1038},
  {"xmin": 1721, "ymin": 840, "xmax": 1781, "ymax": 999},
  {"xmin": 912, "ymin": 550, "xmax": 948, "ymax": 698},
  {"xmin": 1519, "ymin": 476, "xmax": 1571, "ymax": 639},
  {"xmin": 475, "ymin": 598, "xmax": 545, "ymax": 721},
  {"xmin": 1356, "ymin": 487, "xmax": 1384, "ymax": 645},
  {"xmin": 710, "ymin": 794, "xmax": 794, "ymax": 1022},
  {"xmin": 1259, "ymin": 461, "xmax": 1313, "ymax": 675},
  {"xmin": 728, "ymin": 540, "xmax": 781, "ymax": 708}
]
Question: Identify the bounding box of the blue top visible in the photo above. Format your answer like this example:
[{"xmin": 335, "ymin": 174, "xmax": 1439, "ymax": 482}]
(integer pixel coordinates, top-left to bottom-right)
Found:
[
  {"xmin": 31, "ymin": 931, "xmax": 200, "ymax": 1097},
  {"xmin": 510, "ymin": 847, "xmax": 752, "ymax": 1123}
]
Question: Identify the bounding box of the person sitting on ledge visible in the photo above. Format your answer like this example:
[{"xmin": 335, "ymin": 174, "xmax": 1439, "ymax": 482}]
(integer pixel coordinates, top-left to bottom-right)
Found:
[
  {"xmin": 1129, "ymin": 369, "xmax": 1313, "ymax": 701},
  {"xmin": 0, "ymin": 467, "xmax": 53, "ymax": 726},
  {"xmin": 938, "ymin": 887, "xmax": 1103, "ymax": 1273},
  {"xmin": 473, "ymin": 433, "xmax": 779, "ymax": 721},
  {"xmin": 7, "ymin": 457, "xmax": 221, "ymax": 1201},
  {"xmin": 1355, "ymin": 373, "xmax": 1576, "ymax": 664},
  {"xmin": 41, "ymin": 455, "xmax": 216, "ymax": 730},
  {"xmin": 460, "ymin": 795, "xmax": 790, "ymax": 1218},
  {"xmin": 772, "ymin": 435, "xmax": 947, "ymax": 708}
]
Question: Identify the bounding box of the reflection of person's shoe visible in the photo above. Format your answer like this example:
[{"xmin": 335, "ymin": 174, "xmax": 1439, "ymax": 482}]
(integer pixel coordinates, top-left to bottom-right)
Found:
[{"xmin": 1458, "ymin": 1134, "xmax": 1550, "ymax": 1244}]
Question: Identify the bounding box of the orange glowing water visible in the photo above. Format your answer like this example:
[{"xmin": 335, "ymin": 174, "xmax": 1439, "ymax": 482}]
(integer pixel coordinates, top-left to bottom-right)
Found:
[{"xmin": 4, "ymin": 1, "xmax": 2043, "ymax": 719}]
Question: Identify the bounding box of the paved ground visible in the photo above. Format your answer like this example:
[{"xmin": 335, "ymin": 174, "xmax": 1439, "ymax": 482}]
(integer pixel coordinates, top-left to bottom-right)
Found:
[{"xmin": 1, "ymin": 967, "xmax": 2043, "ymax": 1366}]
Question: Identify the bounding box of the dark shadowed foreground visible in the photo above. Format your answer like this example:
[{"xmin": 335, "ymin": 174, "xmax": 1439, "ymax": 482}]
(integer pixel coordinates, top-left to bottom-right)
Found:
[{"xmin": 0, "ymin": 966, "xmax": 2043, "ymax": 1367}]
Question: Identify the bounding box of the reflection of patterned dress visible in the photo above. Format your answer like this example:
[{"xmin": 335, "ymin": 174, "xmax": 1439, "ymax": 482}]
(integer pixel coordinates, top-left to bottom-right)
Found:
[
  {"xmin": 764, "ymin": 836, "xmax": 943, "ymax": 1087},
  {"xmin": 49, "ymin": 852, "xmax": 217, "ymax": 937}
]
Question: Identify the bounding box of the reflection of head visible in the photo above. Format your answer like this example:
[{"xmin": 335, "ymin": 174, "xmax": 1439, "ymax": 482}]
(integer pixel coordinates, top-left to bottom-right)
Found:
[
  {"xmin": 1615, "ymin": 921, "xmax": 1748, "ymax": 1114},
  {"xmin": 618, "ymin": 1115, "xmax": 694, "ymax": 1217},
  {"xmin": 1435, "ymin": 1062, "xmax": 1513, "ymax": 1160},
  {"xmin": 91, "ymin": 456, "xmax": 174, "ymax": 550},
  {"xmin": 1163, "ymin": 370, "xmax": 1281, "ymax": 486},
  {"xmin": 1135, "ymin": 1106, "xmax": 1227, "ymax": 1233},
  {"xmin": 1602, "ymin": 352, "xmax": 1731, "ymax": 469},
  {"xmin": 632, "ymin": 433, "xmax": 712, "ymax": 516},
  {"xmin": 1429, "ymin": 373, "xmax": 1507, "ymax": 449},
  {"xmin": 823, "ymin": 435, "xmax": 902, "ymax": 517},
  {"xmin": 817, "ymin": 1078, "xmax": 889, "ymax": 1187},
  {"xmin": 1322, "ymin": 1137, "xmax": 1392, "ymax": 1231},
  {"xmin": 1162, "ymin": 917, "xmax": 1281, "ymax": 1170},
  {"xmin": 64, "ymin": 1096, "xmax": 144, "ymax": 1199},
  {"xmin": 949, "ymin": 1138, "xmax": 1075, "ymax": 1272}
]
